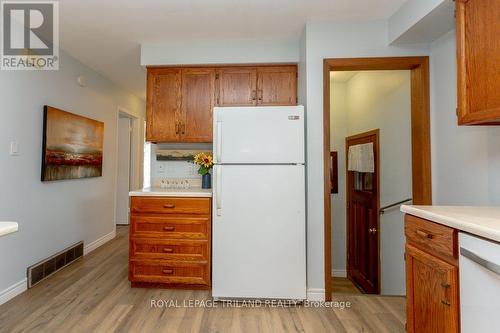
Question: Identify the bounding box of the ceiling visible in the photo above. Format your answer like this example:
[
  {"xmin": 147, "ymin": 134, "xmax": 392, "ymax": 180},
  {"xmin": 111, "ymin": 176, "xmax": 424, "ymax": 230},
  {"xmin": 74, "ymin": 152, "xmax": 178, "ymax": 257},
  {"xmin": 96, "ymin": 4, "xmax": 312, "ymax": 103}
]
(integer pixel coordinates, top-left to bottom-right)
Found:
[{"xmin": 58, "ymin": 0, "xmax": 408, "ymax": 100}]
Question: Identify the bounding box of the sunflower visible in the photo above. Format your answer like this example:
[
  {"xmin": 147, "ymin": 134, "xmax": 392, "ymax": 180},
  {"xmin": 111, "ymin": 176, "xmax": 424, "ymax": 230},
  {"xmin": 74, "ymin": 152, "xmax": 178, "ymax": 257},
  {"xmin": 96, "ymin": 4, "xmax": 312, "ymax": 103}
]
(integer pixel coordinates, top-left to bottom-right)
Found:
[{"xmin": 192, "ymin": 152, "xmax": 213, "ymax": 175}]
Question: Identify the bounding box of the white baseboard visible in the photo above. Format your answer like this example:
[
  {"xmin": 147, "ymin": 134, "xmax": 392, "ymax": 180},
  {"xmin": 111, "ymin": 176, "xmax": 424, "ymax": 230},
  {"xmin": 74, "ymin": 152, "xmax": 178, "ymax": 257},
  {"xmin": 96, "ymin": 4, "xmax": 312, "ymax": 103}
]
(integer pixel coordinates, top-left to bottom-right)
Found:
[
  {"xmin": 0, "ymin": 278, "xmax": 27, "ymax": 306},
  {"xmin": 332, "ymin": 269, "xmax": 347, "ymax": 278},
  {"xmin": 84, "ymin": 229, "xmax": 116, "ymax": 255},
  {"xmin": 306, "ymin": 288, "xmax": 325, "ymax": 301}
]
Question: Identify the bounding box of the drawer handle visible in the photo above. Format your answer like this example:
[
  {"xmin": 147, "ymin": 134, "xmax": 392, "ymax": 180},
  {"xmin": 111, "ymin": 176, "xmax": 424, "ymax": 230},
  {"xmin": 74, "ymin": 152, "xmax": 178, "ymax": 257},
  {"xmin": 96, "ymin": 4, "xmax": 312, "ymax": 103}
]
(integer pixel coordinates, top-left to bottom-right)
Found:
[
  {"xmin": 163, "ymin": 226, "xmax": 175, "ymax": 231},
  {"xmin": 163, "ymin": 247, "xmax": 174, "ymax": 253},
  {"xmin": 163, "ymin": 204, "xmax": 176, "ymax": 209},
  {"xmin": 416, "ymin": 230, "xmax": 433, "ymax": 239},
  {"xmin": 441, "ymin": 299, "xmax": 450, "ymax": 306},
  {"xmin": 162, "ymin": 269, "xmax": 173, "ymax": 275}
]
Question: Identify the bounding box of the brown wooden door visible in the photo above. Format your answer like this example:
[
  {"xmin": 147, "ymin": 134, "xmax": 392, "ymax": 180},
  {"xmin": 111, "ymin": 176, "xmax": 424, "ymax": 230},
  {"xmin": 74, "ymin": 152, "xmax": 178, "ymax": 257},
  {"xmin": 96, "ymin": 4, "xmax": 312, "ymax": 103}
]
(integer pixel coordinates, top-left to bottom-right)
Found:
[
  {"xmin": 405, "ymin": 244, "xmax": 459, "ymax": 333},
  {"xmin": 346, "ymin": 129, "xmax": 380, "ymax": 294},
  {"xmin": 257, "ymin": 66, "xmax": 297, "ymax": 106},
  {"xmin": 146, "ymin": 68, "xmax": 181, "ymax": 142},
  {"xmin": 456, "ymin": 0, "xmax": 500, "ymax": 125},
  {"xmin": 180, "ymin": 68, "xmax": 215, "ymax": 142},
  {"xmin": 216, "ymin": 67, "xmax": 257, "ymax": 106}
]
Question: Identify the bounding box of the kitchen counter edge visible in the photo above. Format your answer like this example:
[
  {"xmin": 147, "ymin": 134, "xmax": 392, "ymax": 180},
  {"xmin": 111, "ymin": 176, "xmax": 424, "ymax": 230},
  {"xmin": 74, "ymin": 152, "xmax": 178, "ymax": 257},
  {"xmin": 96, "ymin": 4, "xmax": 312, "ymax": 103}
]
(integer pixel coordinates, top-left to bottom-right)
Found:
[{"xmin": 401, "ymin": 205, "xmax": 500, "ymax": 243}]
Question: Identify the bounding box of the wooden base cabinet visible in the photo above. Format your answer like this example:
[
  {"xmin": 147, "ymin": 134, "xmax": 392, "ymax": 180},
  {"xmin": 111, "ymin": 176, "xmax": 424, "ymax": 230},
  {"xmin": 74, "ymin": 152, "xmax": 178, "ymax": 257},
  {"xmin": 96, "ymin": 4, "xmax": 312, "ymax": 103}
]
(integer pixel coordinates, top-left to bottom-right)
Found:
[
  {"xmin": 129, "ymin": 196, "xmax": 211, "ymax": 289},
  {"xmin": 405, "ymin": 215, "xmax": 459, "ymax": 333}
]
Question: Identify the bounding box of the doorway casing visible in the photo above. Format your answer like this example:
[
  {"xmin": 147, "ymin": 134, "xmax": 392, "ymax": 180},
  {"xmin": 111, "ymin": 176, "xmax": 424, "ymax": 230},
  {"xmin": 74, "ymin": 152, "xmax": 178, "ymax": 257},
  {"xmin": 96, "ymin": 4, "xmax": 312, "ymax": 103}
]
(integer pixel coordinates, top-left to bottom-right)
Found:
[{"xmin": 323, "ymin": 57, "xmax": 432, "ymax": 301}]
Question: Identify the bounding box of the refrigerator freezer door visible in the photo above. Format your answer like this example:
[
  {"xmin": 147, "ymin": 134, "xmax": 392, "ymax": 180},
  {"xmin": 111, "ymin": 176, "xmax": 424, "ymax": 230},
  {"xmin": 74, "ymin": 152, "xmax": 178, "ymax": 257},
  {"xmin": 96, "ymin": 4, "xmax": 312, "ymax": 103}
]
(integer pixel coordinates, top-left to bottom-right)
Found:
[
  {"xmin": 212, "ymin": 164, "xmax": 306, "ymax": 299},
  {"xmin": 213, "ymin": 106, "xmax": 304, "ymax": 164}
]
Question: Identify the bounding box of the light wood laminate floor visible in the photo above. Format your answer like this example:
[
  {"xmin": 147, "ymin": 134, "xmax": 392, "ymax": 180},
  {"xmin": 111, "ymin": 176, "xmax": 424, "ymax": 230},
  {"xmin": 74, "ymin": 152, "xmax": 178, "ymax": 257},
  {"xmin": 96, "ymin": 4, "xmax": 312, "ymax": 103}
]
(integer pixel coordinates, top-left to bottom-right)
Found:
[
  {"xmin": 0, "ymin": 226, "xmax": 405, "ymax": 333},
  {"xmin": 332, "ymin": 277, "xmax": 363, "ymax": 295}
]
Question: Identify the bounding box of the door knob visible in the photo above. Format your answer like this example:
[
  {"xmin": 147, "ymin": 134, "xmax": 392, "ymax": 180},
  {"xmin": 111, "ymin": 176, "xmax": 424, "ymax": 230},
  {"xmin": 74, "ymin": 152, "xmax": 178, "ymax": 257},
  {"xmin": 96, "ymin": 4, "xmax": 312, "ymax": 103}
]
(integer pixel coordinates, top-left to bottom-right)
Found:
[{"xmin": 369, "ymin": 228, "xmax": 377, "ymax": 234}]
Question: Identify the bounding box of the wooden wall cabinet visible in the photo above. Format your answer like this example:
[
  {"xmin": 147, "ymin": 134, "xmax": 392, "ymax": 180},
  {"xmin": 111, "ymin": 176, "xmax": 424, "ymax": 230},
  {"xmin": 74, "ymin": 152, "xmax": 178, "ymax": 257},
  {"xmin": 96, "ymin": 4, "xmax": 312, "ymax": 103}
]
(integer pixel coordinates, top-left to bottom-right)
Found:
[
  {"xmin": 215, "ymin": 66, "xmax": 297, "ymax": 107},
  {"xmin": 146, "ymin": 67, "xmax": 215, "ymax": 143},
  {"xmin": 405, "ymin": 215, "xmax": 459, "ymax": 333},
  {"xmin": 146, "ymin": 64, "xmax": 298, "ymax": 143},
  {"xmin": 456, "ymin": 0, "xmax": 500, "ymax": 125},
  {"xmin": 129, "ymin": 196, "xmax": 212, "ymax": 289}
]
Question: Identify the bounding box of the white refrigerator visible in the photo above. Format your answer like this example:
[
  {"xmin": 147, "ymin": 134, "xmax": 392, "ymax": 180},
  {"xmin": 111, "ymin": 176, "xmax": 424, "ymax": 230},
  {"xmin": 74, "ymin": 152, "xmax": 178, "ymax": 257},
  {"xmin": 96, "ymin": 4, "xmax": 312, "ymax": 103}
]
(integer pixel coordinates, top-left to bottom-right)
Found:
[{"xmin": 212, "ymin": 106, "xmax": 306, "ymax": 300}]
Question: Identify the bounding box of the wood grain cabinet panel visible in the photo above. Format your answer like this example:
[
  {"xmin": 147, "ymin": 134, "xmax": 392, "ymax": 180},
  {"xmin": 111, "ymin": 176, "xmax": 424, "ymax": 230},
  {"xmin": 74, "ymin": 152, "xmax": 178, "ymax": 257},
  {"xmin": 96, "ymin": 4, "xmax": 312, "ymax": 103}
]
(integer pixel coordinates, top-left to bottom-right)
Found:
[
  {"xmin": 216, "ymin": 67, "xmax": 257, "ymax": 106},
  {"xmin": 405, "ymin": 244, "xmax": 459, "ymax": 333},
  {"xmin": 129, "ymin": 196, "xmax": 211, "ymax": 288},
  {"xmin": 146, "ymin": 68, "xmax": 181, "ymax": 142},
  {"xmin": 456, "ymin": 0, "xmax": 500, "ymax": 125},
  {"xmin": 257, "ymin": 66, "xmax": 297, "ymax": 106},
  {"xmin": 180, "ymin": 68, "xmax": 215, "ymax": 142}
]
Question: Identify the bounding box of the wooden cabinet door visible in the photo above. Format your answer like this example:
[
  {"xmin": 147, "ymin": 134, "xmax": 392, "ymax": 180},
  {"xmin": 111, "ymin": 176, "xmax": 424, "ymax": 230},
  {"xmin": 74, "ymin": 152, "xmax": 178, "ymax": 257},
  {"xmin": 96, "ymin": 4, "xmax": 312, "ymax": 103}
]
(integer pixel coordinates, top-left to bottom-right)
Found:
[
  {"xmin": 405, "ymin": 244, "xmax": 459, "ymax": 333},
  {"xmin": 146, "ymin": 68, "xmax": 181, "ymax": 142},
  {"xmin": 456, "ymin": 0, "xmax": 500, "ymax": 125},
  {"xmin": 256, "ymin": 66, "xmax": 297, "ymax": 106},
  {"xmin": 216, "ymin": 67, "xmax": 257, "ymax": 106},
  {"xmin": 180, "ymin": 68, "xmax": 215, "ymax": 142}
]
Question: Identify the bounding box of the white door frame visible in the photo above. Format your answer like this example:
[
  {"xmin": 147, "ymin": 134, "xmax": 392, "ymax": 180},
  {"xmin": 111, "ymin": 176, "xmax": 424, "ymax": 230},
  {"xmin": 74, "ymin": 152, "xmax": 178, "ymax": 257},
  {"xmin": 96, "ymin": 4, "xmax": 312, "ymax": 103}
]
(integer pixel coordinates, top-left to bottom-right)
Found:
[{"xmin": 114, "ymin": 106, "xmax": 145, "ymax": 226}]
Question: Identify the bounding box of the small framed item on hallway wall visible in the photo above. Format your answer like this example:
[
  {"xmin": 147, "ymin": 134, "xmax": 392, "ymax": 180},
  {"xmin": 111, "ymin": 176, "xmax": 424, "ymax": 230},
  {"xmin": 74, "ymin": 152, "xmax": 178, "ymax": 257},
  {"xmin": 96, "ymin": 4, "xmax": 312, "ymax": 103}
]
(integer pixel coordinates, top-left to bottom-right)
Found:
[
  {"xmin": 41, "ymin": 106, "xmax": 104, "ymax": 181},
  {"xmin": 330, "ymin": 151, "xmax": 338, "ymax": 194}
]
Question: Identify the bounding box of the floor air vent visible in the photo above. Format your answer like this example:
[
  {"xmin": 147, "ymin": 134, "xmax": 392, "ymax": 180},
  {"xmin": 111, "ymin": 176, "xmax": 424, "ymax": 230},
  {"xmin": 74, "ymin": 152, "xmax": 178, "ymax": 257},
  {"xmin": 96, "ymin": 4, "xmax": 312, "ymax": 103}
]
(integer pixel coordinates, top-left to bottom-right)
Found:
[{"xmin": 27, "ymin": 241, "xmax": 83, "ymax": 288}]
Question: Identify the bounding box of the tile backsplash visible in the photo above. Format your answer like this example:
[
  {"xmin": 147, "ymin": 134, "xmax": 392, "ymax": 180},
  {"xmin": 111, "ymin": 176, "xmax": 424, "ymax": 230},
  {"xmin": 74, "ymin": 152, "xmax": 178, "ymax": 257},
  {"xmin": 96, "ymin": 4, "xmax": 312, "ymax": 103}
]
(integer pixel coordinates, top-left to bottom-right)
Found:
[{"xmin": 150, "ymin": 143, "xmax": 212, "ymax": 185}]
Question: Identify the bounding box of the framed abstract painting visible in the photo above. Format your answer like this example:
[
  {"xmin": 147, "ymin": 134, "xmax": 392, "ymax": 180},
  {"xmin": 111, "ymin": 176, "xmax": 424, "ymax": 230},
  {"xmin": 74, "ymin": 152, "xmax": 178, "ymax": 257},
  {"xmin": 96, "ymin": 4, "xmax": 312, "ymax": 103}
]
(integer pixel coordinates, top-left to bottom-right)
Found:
[{"xmin": 41, "ymin": 106, "xmax": 104, "ymax": 181}]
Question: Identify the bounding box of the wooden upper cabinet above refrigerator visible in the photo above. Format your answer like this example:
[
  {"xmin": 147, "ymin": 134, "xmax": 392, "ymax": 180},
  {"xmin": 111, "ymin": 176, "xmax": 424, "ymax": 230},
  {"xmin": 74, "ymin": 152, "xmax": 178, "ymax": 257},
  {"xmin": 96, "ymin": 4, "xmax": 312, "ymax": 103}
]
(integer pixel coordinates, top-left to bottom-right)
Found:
[
  {"xmin": 257, "ymin": 66, "xmax": 297, "ymax": 106},
  {"xmin": 215, "ymin": 65, "xmax": 297, "ymax": 107},
  {"xmin": 216, "ymin": 67, "xmax": 258, "ymax": 106},
  {"xmin": 146, "ymin": 64, "xmax": 298, "ymax": 143},
  {"xmin": 456, "ymin": 0, "xmax": 500, "ymax": 125}
]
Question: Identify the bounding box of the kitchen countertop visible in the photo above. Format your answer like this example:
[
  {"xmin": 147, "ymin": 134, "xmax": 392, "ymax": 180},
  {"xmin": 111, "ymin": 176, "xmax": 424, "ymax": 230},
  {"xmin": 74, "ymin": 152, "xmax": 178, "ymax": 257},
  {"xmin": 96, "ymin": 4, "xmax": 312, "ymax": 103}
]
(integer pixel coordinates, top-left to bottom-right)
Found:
[
  {"xmin": 401, "ymin": 205, "xmax": 500, "ymax": 243},
  {"xmin": 129, "ymin": 187, "xmax": 212, "ymax": 198},
  {"xmin": 0, "ymin": 221, "xmax": 18, "ymax": 237}
]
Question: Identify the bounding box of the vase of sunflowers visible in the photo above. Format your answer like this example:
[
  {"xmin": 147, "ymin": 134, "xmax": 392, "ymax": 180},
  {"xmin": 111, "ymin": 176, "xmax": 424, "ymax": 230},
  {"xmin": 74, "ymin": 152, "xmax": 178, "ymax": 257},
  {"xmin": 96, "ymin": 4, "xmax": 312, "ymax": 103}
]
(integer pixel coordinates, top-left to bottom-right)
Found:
[{"xmin": 193, "ymin": 152, "xmax": 213, "ymax": 189}]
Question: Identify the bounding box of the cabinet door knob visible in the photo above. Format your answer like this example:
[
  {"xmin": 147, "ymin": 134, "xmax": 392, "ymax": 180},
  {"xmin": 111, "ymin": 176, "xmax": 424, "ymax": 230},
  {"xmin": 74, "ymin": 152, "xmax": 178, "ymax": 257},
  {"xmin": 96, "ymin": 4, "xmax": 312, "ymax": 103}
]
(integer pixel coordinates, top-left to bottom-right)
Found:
[
  {"xmin": 251, "ymin": 90, "xmax": 257, "ymax": 101},
  {"xmin": 257, "ymin": 89, "xmax": 263, "ymax": 101},
  {"xmin": 441, "ymin": 299, "xmax": 451, "ymax": 306},
  {"xmin": 162, "ymin": 269, "xmax": 173, "ymax": 275},
  {"xmin": 175, "ymin": 123, "xmax": 179, "ymax": 134},
  {"xmin": 181, "ymin": 123, "xmax": 185, "ymax": 135}
]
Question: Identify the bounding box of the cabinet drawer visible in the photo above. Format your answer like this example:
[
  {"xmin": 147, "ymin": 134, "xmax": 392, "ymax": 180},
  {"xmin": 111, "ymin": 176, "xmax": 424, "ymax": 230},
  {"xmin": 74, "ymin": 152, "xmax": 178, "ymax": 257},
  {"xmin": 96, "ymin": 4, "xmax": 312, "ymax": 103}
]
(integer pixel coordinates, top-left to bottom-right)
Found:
[
  {"xmin": 130, "ymin": 215, "xmax": 209, "ymax": 239},
  {"xmin": 130, "ymin": 239, "xmax": 208, "ymax": 261},
  {"xmin": 130, "ymin": 197, "xmax": 210, "ymax": 215},
  {"xmin": 405, "ymin": 215, "xmax": 458, "ymax": 263},
  {"xmin": 129, "ymin": 260, "xmax": 209, "ymax": 285}
]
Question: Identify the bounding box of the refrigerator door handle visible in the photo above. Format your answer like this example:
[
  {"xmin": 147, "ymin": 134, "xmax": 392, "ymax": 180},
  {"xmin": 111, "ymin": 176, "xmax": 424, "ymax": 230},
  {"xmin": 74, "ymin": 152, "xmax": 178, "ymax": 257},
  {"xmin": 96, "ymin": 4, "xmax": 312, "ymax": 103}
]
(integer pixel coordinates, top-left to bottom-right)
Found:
[
  {"xmin": 216, "ymin": 165, "xmax": 222, "ymax": 216},
  {"xmin": 216, "ymin": 120, "xmax": 222, "ymax": 163}
]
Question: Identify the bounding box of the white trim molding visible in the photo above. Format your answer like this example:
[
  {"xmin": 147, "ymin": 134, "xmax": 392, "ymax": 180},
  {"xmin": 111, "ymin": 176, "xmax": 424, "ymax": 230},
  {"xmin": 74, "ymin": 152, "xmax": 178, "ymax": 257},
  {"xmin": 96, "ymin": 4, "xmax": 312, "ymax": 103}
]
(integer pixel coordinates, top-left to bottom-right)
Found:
[
  {"xmin": 84, "ymin": 229, "xmax": 116, "ymax": 255},
  {"xmin": 306, "ymin": 288, "xmax": 325, "ymax": 301},
  {"xmin": 332, "ymin": 269, "xmax": 347, "ymax": 278},
  {"xmin": 0, "ymin": 278, "xmax": 27, "ymax": 305}
]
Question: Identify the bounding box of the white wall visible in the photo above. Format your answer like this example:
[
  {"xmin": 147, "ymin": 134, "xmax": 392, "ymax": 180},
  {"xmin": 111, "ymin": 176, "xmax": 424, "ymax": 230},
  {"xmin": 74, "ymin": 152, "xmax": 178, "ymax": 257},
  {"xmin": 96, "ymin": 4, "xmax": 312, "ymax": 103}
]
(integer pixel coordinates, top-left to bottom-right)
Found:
[
  {"xmin": 344, "ymin": 71, "xmax": 411, "ymax": 295},
  {"xmin": 141, "ymin": 37, "xmax": 299, "ymax": 65},
  {"xmin": 329, "ymin": 80, "xmax": 348, "ymax": 277},
  {"xmin": 0, "ymin": 50, "xmax": 145, "ymax": 298},
  {"xmin": 304, "ymin": 20, "xmax": 429, "ymax": 296},
  {"xmin": 430, "ymin": 30, "xmax": 500, "ymax": 206}
]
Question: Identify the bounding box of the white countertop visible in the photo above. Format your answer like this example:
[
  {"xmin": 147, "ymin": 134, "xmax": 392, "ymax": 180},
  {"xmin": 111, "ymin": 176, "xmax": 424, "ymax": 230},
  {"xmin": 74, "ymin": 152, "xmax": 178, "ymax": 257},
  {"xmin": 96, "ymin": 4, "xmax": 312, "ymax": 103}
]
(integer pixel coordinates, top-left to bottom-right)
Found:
[
  {"xmin": 0, "ymin": 222, "xmax": 18, "ymax": 237},
  {"xmin": 401, "ymin": 205, "xmax": 500, "ymax": 243},
  {"xmin": 129, "ymin": 187, "xmax": 212, "ymax": 198}
]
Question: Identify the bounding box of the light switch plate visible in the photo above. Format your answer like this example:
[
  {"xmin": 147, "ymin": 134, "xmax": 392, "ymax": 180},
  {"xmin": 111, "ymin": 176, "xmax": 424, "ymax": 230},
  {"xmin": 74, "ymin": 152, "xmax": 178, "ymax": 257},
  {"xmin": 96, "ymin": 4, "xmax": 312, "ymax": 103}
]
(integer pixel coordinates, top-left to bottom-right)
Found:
[{"xmin": 9, "ymin": 141, "xmax": 19, "ymax": 156}]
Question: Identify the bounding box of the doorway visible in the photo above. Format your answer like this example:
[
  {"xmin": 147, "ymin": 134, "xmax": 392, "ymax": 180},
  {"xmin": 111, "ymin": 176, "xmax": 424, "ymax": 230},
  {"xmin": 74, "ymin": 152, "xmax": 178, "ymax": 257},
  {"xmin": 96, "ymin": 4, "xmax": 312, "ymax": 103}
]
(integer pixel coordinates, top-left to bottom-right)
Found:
[
  {"xmin": 115, "ymin": 108, "xmax": 142, "ymax": 226},
  {"xmin": 323, "ymin": 57, "xmax": 432, "ymax": 301},
  {"xmin": 346, "ymin": 130, "xmax": 380, "ymax": 294}
]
